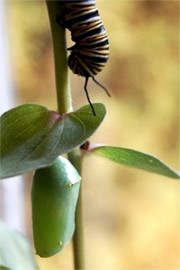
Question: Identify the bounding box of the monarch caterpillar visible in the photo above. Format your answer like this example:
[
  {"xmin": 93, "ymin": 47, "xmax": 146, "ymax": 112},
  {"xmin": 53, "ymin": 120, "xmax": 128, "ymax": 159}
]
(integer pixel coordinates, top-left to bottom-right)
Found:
[{"xmin": 57, "ymin": 0, "xmax": 110, "ymax": 115}]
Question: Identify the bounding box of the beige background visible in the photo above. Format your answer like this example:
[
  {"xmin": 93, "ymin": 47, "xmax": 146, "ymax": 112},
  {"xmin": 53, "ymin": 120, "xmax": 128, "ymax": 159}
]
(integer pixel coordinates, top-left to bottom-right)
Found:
[{"xmin": 6, "ymin": 0, "xmax": 180, "ymax": 269}]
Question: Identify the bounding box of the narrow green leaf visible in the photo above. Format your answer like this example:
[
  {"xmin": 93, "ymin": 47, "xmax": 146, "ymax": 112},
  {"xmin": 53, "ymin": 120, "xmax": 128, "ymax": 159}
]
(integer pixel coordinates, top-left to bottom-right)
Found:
[
  {"xmin": 0, "ymin": 221, "xmax": 38, "ymax": 270},
  {"xmin": 0, "ymin": 103, "xmax": 106, "ymax": 179},
  {"xmin": 91, "ymin": 145, "xmax": 180, "ymax": 179},
  {"xmin": 32, "ymin": 156, "xmax": 81, "ymax": 257}
]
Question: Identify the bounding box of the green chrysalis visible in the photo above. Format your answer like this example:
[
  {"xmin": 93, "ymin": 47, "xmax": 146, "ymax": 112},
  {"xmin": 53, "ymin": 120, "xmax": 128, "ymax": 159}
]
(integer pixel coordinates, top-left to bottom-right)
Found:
[{"xmin": 32, "ymin": 156, "xmax": 81, "ymax": 257}]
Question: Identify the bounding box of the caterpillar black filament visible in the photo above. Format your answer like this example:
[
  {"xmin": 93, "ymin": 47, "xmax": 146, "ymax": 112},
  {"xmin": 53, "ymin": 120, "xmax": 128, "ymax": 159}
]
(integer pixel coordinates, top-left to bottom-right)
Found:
[{"xmin": 58, "ymin": 0, "xmax": 110, "ymax": 115}]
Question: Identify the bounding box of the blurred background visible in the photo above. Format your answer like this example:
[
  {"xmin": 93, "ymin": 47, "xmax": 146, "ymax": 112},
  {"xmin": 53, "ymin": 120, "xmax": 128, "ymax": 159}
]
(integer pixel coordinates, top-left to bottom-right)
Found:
[{"xmin": 1, "ymin": 0, "xmax": 179, "ymax": 269}]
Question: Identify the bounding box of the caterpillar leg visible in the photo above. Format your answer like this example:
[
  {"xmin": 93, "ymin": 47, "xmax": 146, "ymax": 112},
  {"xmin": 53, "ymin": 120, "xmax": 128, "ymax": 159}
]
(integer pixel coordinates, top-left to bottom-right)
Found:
[
  {"xmin": 84, "ymin": 78, "xmax": 96, "ymax": 116},
  {"xmin": 92, "ymin": 77, "xmax": 111, "ymax": 97}
]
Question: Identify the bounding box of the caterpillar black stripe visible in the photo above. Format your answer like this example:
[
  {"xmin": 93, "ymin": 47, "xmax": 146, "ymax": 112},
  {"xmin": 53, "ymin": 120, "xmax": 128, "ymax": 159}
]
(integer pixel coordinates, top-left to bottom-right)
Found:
[{"xmin": 57, "ymin": 0, "xmax": 110, "ymax": 115}]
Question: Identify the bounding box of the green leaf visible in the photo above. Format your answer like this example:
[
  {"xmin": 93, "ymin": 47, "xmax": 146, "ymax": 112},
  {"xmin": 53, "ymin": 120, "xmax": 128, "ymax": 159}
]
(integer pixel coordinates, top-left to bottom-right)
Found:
[
  {"xmin": 91, "ymin": 145, "xmax": 180, "ymax": 179},
  {"xmin": 32, "ymin": 156, "xmax": 81, "ymax": 257},
  {"xmin": 0, "ymin": 103, "xmax": 106, "ymax": 179},
  {"xmin": 0, "ymin": 221, "xmax": 38, "ymax": 270}
]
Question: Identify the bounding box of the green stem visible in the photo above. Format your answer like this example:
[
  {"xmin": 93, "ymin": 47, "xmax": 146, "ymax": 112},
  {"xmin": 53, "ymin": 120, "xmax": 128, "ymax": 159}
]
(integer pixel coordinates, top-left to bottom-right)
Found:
[
  {"xmin": 68, "ymin": 151, "xmax": 85, "ymax": 269},
  {"xmin": 46, "ymin": 1, "xmax": 72, "ymax": 114},
  {"xmin": 46, "ymin": 2, "xmax": 85, "ymax": 269}
]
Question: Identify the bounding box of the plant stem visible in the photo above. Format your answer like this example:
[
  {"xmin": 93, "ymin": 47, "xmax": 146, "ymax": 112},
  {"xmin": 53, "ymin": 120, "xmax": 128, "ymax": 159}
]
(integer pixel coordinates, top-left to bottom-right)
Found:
[
  {"xmin": 68, "ymin": 151, "xmax": 85, "ymax": 269},
  {"xmin": 46, "ymin": 2, "xmax": 85, "ymax": 269},
  {"xmin": 46, "ymin": 1, "xmax": 72, "ymax": 114}
]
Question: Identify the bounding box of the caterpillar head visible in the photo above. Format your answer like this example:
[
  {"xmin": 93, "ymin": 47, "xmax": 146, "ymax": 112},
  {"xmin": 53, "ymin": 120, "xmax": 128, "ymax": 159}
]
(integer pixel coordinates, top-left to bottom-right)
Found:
[{"xmin": 68, "ymin": 51, "xmax": 92, "ymax": 77}]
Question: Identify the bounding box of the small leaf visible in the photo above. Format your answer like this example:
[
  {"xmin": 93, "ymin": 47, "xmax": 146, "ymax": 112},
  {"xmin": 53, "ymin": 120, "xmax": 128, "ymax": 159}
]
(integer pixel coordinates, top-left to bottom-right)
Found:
[
  {"xmin": 32, "ymin": 156, "xmax": 81, "ymax": 257},
  {"xmin": 0, "ymin": 103, "xmax": 106, "ymax": 179},
  {"xmin": 91, "ymin": 145, "xmax": 180, "ymax": 179},
  {"xmin": 0, "ymin": 221, "xmax": 38, "ymax": 270}
]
